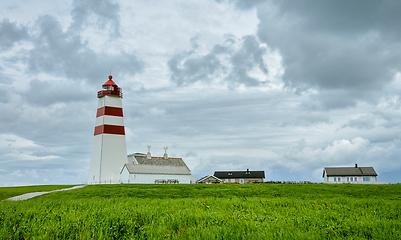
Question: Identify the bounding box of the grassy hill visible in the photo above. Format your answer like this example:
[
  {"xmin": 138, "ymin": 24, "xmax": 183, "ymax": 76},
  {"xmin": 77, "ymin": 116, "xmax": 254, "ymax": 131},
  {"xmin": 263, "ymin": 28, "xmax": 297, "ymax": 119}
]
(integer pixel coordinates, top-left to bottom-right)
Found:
[{"xmin": 1, "ymin": 183, "xmax": 400, "ymax": 239}]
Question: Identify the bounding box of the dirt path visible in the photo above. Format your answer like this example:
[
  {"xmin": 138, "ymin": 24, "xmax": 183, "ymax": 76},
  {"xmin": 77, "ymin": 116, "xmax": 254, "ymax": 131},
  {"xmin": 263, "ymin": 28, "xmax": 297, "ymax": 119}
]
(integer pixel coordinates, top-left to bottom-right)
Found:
[{"xmin": 6, "ymin": 185, "xmax": 86, "ymax": 201}]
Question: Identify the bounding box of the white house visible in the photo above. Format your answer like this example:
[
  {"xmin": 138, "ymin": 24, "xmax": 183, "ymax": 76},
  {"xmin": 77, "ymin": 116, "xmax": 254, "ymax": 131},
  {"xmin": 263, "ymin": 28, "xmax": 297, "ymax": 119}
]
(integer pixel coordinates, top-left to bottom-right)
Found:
[
  {"xmin": 323, "ymin": 164, "xmax": 386, "ymax": 184},
  {"xmin": 120, "ymin": 152, "xmax": 196, "ymax": 184}
]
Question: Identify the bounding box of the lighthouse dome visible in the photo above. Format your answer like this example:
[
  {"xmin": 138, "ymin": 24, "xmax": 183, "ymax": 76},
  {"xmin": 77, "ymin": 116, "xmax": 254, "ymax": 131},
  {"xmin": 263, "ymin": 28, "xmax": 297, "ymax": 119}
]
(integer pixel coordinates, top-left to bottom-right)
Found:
[{"xmin": 98, "ymin": 75, "xmax": 123, "ymax": 98}]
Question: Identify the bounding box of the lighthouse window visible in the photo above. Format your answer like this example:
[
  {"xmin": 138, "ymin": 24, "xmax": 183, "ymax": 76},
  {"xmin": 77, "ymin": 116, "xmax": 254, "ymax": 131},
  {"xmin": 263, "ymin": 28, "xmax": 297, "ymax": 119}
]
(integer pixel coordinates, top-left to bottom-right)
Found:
[{"xmin": 104, "ymin": 86, "xmax": 114, "ymax": 90}]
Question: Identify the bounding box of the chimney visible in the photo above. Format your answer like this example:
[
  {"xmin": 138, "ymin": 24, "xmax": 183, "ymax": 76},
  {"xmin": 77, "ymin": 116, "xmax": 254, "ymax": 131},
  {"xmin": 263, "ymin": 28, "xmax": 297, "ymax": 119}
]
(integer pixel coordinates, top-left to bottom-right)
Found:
[
  {"xmin": 146, "ymin": 145, "xmax": 151, "ymax": 159},
  {"xmin": 163, "ymin": 146, "xmax": 168, "ymax": 159},
  {"xmin": 355, "ymin": 163, "xmax": 358, "ymax": 168}
]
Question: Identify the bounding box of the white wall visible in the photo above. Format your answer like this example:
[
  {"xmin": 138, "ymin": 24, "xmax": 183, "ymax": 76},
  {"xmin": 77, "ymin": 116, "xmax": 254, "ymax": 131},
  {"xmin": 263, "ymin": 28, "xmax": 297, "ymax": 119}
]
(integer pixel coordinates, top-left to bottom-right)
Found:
[
  {"xmin": 325, "ymin": 176, "xmax": 386, "ymax": 184},
  {"xmin": 120, "ymin": 171, "xmax": 192, "ymax": 184}
]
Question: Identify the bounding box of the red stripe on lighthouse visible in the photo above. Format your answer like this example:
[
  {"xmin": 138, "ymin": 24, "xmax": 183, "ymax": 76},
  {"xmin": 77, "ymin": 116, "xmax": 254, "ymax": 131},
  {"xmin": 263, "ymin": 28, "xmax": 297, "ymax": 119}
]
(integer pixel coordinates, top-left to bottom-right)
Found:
[
  {"xmin": 96, "ymin": 106, "xmax": 123, "ymax": 117},
  {"xmin": 94, "ymin": 125, "xmax": 103, "ymax": 135},
  {"xmin": 94, "ymin": 125, "xmax": 125, "ymax": 136}
]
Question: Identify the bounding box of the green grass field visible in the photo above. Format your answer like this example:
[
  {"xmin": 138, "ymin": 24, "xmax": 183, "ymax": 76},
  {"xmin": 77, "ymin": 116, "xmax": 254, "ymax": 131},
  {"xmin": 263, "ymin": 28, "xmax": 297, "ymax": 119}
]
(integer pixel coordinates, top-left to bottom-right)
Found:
[{"xmin": 0, "ymin": 183, "xmax": 400, "ymax": 239}]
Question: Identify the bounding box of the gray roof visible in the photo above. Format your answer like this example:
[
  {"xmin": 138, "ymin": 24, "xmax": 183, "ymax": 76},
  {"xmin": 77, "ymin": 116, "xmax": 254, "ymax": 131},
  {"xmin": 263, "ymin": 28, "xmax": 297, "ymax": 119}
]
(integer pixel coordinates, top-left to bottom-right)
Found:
[
  {"xmin": 214, "ymin": 170, "xmax": 265, "ymax": 179},
  {"xmin": 132, "ymin": 155, "xmax": 188, "ymax": 166},
  {"xmin": 127, "ymin": 154, "xmax": 191, "ymax": 171},
  {"xmin": 323, "ymin": 167, "xmax": 377, "ymax": 177},
  {"xmin": 122, "ymin": 164, "xmax": 191, "ymax": 175}
]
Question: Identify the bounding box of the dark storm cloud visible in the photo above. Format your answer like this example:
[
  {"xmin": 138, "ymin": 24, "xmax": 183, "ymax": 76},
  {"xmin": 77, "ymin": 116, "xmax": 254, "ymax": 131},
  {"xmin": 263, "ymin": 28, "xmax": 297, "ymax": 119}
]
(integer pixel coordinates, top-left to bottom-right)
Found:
[
  {"xmin": 0, "ymin": 18, "xmax": 29, "ymax": 50},
  {"xmin": 274, "ymin": 0, "xmax": 401, "ymax": 39},
  {"xmin": 168, "ymin": 35, "xmax": 269, "ymax": 87},
  {"xmin": 167, "ymin": 44, "xmax": 226, "ymax": 86},
  {"xmin": 228, "ymin": 35, "xmax": 269, "ymax": 86},
  {"xmin": 70, "ymin": 0, "xmax": 121, "ymax": 37},
  {"xmin": 26, "ymin": 15, "xmax": 143, "ymax": 84},
  {"xmin": 217, "ymin": 0, "xmax": 401, "ymax": 108}
]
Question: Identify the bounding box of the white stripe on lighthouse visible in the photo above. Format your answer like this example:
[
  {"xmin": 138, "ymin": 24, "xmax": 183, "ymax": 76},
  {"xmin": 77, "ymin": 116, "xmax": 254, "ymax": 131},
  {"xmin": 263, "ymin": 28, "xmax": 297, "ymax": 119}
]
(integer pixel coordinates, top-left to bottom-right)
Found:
[{"xmin": 95, "ymin": 116, "xmax": 125, "ymax": 127}]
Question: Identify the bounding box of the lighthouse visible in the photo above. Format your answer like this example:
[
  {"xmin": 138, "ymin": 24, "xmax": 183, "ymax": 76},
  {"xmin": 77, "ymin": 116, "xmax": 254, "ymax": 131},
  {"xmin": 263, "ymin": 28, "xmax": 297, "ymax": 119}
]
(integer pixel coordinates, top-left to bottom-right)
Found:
[{"xmin": 87, "ymin": 75, "xmax": 128, "ymax": 184}]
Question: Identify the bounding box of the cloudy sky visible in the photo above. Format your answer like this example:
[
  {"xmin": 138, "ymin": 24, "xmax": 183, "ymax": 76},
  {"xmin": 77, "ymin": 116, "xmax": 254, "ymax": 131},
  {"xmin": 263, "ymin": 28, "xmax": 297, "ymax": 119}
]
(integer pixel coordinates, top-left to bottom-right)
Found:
[{"xmin": 1, "ymin": 0, "xmax": 401, "ymax": 186}]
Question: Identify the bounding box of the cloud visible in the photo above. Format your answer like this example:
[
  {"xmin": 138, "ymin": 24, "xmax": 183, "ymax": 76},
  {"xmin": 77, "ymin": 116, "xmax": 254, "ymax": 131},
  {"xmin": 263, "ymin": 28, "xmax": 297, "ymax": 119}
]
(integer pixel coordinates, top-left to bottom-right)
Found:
[
  {"xmin": 342, "ymin": 114, "xmax": 376, "ymax": 130},
  {"xmin": 23, "ymin": 78, "xmax": 92, "ymax": 106},
  {"xmin": 26, "ymin": 15, "xmax": 143, "ymax": 84},
  {"xmin": 70, "ymin": 0, "xmax": 121, "ymax": 37},
  {"xmin": 250, "ymin": 1, "xmax": 401, "ymax": 108},
  {"xmin": 0, "ymin": 134, "xmax": 60, "ymax": 167},
  {"xmin": 0, "ymin": 18, "xmax": 29, "ymax": 50},
  {"xmin": 168, "ymin": 34, "xmax": 271, "ymax": 87},
  {"xmin": 0, "ymin": 133, "xmax": 39, "ymax": 149},
  {"xmin": 215, "ymin": 0, "xmax": 265, "ymax": 10},
  {"xmin": 280, "ymin": 112, "xmax": 331, "ymax": 127}
]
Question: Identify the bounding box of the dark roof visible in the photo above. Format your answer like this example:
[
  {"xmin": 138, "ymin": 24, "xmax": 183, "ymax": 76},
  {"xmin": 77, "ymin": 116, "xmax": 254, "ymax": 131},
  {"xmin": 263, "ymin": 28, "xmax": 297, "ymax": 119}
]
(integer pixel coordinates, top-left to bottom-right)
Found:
[
  {"xmin": 214, "ymin": 170, "xmax": 265, "ymax": 179},
  {"xmin": 323, "ymin": 167, "xmax": 377, "ymax": 177}
]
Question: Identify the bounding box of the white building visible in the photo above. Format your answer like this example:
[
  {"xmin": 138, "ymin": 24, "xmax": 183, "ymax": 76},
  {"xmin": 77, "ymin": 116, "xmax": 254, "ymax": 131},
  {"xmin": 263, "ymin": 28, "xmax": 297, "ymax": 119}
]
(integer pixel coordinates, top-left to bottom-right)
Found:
[
  {"xmin": 88, "ymin": 75, "xmax": 128, "ymax": 184},
  {"xmin": 121, "ymin": 152, "xmax": 196, "ymax": 184},
  {"xmin": 323, "ymin": 164, "xmax": 386, "ymax": 184}
]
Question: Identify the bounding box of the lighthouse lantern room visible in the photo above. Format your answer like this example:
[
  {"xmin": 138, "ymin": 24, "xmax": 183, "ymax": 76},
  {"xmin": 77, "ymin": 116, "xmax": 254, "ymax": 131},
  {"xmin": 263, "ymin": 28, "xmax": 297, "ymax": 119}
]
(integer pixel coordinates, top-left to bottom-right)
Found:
[{"xmin": 88, "ymin": 75, "xmax": 128, "ymax": 184}]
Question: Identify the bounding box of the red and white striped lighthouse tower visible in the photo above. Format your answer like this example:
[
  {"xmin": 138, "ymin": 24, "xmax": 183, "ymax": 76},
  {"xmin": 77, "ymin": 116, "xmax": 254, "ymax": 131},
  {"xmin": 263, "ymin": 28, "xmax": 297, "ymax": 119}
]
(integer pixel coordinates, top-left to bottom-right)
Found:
[{"xmin": 87, "ymin": 75, "xmax": 128, "ymax": 184}]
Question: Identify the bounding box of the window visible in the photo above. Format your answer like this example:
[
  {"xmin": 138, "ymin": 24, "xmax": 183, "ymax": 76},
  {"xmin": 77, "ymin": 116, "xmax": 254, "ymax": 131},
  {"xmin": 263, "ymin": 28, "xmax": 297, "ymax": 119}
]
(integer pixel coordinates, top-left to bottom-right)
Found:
[
  {"xmin": 354, "ymin": 177, "xmax": 358, "ymax": 181},
  {"xmin": 363, "ymin": 177, "xmax": 371, "ymax": 181},
  {"xmin": 347, "ymin": 177, "xmax": 349, "ymax": 181},
  {"xmin": 240, "ymin": 179, "xmax": 244, "ymax": 184},
  {"xmin": 230, "ymin": 179, "xmax": 235, "ymax": 183}
]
